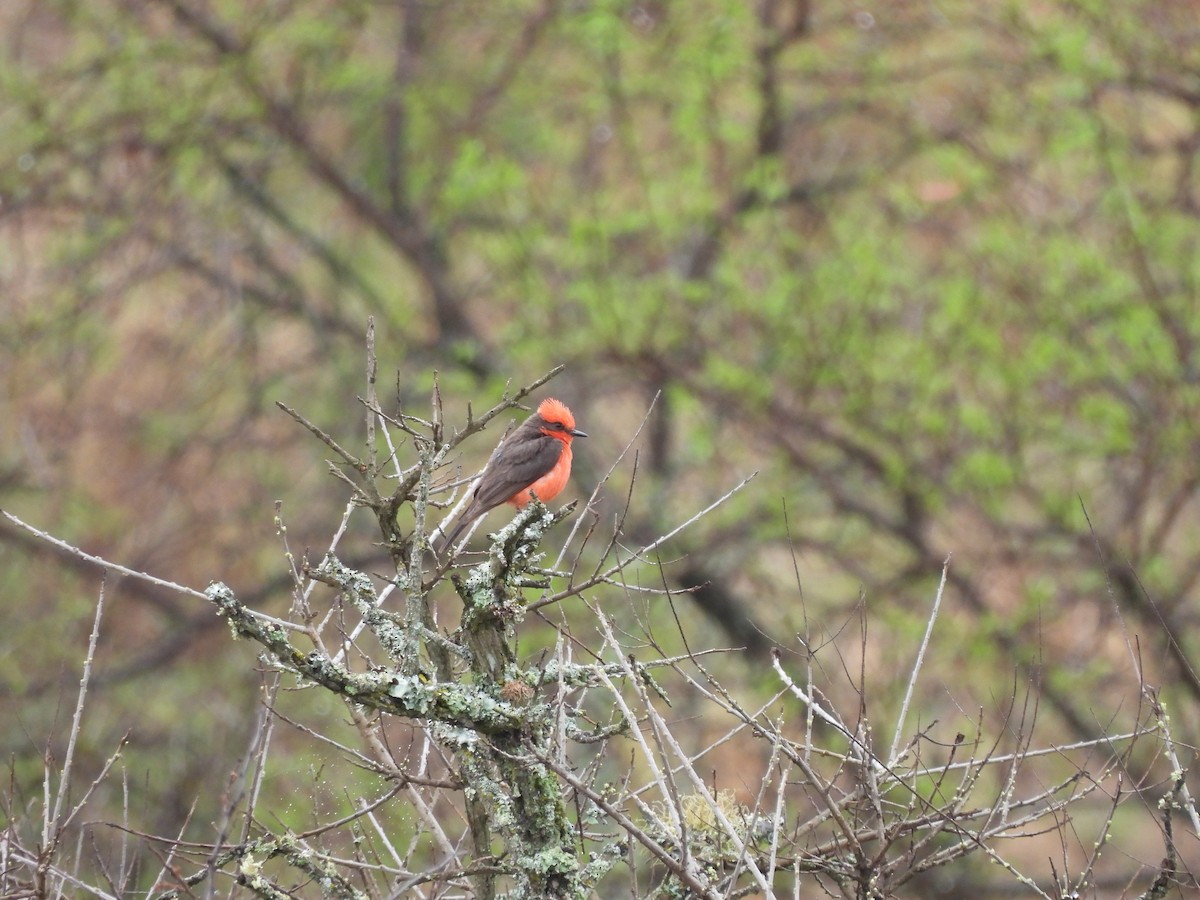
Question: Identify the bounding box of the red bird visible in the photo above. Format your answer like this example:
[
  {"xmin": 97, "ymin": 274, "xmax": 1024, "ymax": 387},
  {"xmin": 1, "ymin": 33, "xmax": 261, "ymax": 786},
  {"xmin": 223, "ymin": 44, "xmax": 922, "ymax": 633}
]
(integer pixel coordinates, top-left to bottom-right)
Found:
[{"xmin": 441, "ymin": 398, "xmax": 586, "ymax": 548}]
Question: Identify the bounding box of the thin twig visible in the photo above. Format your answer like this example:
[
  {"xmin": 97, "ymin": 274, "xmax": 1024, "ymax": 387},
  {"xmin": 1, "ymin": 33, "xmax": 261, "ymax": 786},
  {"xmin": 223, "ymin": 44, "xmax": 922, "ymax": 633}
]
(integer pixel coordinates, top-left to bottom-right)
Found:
[
  {"xmin": 530, "ymin": 472, "xmax": 757, "ymax": 611},
  {"xmin": 889, "ymin": 556, "xmax": 950, "ymax": 764},
  {"xmin": 1, "ymin": 510, "xmax": 209, "ymax": 601}
]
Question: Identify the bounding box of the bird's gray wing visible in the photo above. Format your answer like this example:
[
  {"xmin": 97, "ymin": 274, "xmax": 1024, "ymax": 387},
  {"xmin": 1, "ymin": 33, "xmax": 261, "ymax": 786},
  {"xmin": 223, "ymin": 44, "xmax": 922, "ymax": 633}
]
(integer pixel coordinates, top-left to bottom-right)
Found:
[{"xmin": 470, "ymin": 428, "xmax": 560, "ymax": 510}]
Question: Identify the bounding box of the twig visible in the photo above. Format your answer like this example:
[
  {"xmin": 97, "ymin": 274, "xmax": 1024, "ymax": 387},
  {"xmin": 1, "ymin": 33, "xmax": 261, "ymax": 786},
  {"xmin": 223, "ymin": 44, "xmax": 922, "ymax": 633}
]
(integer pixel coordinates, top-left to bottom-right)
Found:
[
  {"xmin": 276, "ymin": 401, "xmax": 366, "ymax": 472},
  {"xmin": 1, "ymin": 510, "xmax": 209, "ymax": 601},
  {"xmin": 889, "ymin": 556, "xmax": 950, "ymax": 763},
  {"xmin": 530, "ymin": 472, "xmax": 757, "ymax": 611}
]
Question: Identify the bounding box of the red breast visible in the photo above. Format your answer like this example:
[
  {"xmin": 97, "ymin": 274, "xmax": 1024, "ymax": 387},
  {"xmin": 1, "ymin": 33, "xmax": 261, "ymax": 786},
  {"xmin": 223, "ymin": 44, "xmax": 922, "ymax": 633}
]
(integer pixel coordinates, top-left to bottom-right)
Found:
[{"xmin": 509, "ymin": 442, "xmax": 573, "ymax": 507}]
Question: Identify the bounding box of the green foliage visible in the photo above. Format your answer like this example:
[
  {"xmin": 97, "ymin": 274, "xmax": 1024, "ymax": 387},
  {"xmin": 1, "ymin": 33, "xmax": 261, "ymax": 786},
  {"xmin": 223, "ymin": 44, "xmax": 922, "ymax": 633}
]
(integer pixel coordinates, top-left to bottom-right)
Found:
[{"xmin": 3, "ymin": 0, "xmax": 1199, "ymax": 893}]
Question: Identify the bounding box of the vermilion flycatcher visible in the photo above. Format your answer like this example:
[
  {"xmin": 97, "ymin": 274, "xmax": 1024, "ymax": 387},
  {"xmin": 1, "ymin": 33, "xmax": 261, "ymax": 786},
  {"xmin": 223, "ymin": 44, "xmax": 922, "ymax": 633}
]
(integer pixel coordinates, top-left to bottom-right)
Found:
[{"xmin": 441, "ymin": 398, "xmax": 586, "ymax": 548}]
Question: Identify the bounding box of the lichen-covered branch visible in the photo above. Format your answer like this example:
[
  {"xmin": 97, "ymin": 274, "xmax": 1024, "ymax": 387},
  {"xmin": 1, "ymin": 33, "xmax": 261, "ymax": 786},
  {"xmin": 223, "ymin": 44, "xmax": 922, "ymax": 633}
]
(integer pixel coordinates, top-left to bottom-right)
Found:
[
  {"xmin": 205, "ymin": 432, "xmax": 598, "ymax": 896},
  {"xmin": 204, "ymin": 582, "xmax": 526, "ymax": 734},
  {"xmin": 152, "ymin": 834, "xmax": 368, "ymax": 900}
]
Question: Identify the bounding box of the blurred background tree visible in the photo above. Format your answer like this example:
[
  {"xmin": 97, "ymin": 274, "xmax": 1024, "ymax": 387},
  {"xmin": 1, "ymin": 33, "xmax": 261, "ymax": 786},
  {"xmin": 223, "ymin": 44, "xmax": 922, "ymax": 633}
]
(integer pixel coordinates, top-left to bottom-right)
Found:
[{"xmin": 2, "ymin": 0, "xmax": 1199, "ymax": 895}]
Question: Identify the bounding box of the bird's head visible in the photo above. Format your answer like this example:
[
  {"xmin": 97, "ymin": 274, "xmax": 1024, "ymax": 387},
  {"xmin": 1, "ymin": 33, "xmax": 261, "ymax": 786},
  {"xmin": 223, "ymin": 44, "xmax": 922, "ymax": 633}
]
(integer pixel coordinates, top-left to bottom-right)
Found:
[{"xmin": 535, "ymin": 397, "xmax": 588, "ymax": 441}]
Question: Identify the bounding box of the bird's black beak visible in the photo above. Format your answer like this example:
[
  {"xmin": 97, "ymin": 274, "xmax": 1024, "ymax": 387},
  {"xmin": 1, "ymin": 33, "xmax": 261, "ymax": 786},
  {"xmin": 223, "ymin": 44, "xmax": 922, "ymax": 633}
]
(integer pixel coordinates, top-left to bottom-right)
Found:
[{"xmin": 571, "ymin": 428, "xmax": 588, "ymax": 438}]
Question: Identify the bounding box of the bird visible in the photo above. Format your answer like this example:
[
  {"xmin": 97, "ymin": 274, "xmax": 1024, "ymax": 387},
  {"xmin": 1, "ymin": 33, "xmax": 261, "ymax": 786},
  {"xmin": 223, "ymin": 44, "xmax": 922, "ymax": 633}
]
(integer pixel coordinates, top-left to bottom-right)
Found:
[{"xmin": 440, "ymin": 398, "xmax": 587, "ymax": 549}]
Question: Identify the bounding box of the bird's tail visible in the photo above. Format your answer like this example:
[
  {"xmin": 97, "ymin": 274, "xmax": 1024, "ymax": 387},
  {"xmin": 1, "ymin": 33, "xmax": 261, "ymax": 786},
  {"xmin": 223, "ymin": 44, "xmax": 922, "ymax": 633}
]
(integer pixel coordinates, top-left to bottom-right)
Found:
[{"xmin": 435, "ymin": 510, "xmax": 478, "ymax": 554}]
